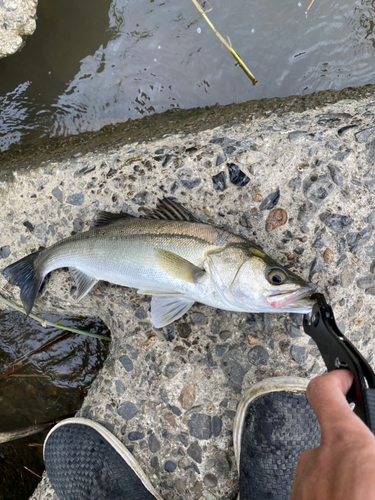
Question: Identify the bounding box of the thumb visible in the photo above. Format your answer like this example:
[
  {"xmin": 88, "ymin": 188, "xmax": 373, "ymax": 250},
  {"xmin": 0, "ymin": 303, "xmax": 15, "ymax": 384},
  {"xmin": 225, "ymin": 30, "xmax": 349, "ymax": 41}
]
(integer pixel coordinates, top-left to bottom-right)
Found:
[{"xmin": 306, "ymin": 370, "xmax": 368, "ymax": 439}]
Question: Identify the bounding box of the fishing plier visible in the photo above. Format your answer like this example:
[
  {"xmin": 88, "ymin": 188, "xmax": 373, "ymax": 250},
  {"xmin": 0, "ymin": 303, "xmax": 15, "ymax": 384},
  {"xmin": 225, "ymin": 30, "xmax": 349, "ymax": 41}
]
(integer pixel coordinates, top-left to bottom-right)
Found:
[{"xmin": 303, "ymin": 293, "xmax": 375, "ymax": 433}]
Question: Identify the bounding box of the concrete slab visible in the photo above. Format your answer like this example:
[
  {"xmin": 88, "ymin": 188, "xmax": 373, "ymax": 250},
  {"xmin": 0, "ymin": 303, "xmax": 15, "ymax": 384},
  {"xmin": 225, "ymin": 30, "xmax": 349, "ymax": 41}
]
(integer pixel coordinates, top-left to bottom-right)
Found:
[
  {"xmin": 0, "ymin": 0, "xmax": 37, "ymax": 58},
  {"xmin": 1, "ymin": 87, "xmax": 375, "ymax": 499}
]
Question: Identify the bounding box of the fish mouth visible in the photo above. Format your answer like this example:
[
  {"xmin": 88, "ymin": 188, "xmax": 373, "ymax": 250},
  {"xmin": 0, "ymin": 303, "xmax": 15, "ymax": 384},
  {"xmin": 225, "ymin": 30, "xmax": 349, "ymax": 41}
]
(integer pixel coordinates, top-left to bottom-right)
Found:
[{"xmin": 266, "ymin": 287, "xmax": 314, "ymax": 310}]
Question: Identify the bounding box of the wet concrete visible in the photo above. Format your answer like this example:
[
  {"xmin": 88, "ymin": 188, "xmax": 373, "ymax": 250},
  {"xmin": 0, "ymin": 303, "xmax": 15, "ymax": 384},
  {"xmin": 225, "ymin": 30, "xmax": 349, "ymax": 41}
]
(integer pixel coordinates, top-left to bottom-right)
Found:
[{"xmin": 0, "ymin": 85, "xmax": 375, "ymax": 499}]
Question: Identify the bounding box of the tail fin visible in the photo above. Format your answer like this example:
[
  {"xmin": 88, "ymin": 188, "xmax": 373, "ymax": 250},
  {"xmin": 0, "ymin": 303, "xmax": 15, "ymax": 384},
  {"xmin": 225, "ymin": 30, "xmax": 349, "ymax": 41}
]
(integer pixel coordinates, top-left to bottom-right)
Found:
[{"xmin": 2, "ymin": 250, "xmax": 44, "ymax": 315}]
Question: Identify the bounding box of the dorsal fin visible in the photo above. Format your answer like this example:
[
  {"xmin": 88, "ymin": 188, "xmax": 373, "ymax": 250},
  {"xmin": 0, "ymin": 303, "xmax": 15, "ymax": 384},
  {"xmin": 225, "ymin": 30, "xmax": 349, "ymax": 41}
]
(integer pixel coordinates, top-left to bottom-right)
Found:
[
  {"xmin": 95, "ymin": 211, "xmax": 135, "ymax": 227},
  {"xmin": 144, "ymin": 197, "xmax": 199, "ymax": 222}
]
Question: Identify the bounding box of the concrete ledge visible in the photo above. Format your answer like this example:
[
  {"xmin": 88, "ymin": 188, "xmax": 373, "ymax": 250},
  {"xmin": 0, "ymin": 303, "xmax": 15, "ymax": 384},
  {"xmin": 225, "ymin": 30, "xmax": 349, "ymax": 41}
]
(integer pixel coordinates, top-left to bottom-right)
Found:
[
  {"xmin": 1, "ymin": 86, "xmax": 375, "ymax": 499},
  {"xmin": 0, "ymin": 0, "xmax": 37, "ymax": 58}
]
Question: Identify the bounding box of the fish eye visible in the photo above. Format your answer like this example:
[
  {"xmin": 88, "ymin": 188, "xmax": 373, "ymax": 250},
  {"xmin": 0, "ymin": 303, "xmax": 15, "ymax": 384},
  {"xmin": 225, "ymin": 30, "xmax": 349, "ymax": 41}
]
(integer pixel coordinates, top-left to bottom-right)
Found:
[{"xmin": 268, "ymin": 269, "xmax": 286, "ymax": 285}]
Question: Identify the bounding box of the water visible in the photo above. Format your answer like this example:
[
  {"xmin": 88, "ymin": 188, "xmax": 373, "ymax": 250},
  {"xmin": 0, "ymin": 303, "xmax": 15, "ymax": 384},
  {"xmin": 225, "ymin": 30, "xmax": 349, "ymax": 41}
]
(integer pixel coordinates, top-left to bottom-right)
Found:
[
  {"xmin": 0, "ymin": 311, "xmax": 110, "ymax": 499},
  {"xmin": 0, "ymin": 0, "xmax": 375, "ymax": 153}
]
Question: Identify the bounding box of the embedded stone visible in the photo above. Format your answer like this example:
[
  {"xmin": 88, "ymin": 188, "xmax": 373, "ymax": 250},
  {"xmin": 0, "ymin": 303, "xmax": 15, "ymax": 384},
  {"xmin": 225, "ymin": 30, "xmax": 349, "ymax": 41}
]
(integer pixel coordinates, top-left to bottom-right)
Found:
[
  {"xmin": 247, "ymin": 345, "xmax": 269, "ymax": 365},
  {"xmin": 179, "ymin": 384, "xmax": 196, "ymax": 409},
  {"xmin": 212, "ymin": 171, "xmax": 227, "ymax": 192},
  {"xmin": 265, "ymin": 208, "xmax": 287, "ymax": 231},
  {"xmin": 164, "ymin": 460, "xmax": 177, "ymax": 472},
  {"xmin": 149, "ymin": 434, "xmax": 161, "ymax": 453},
  {"xmin": 227, "ymin": 163, "xmax": 250, "ymax": 187},
  {"xmin": 119, "ymin": 355, "xmax": 134, "ymax": 372},
  {"xmin": 187, "ymin": 440, "xmax": 202, "ymax": 463},
  {"xmin": 66, "ymin": 193, "xmax": 84, "ymax": 206},
  {"xmin": 187, "ymin": 414, "xmax": 212, "ymax": 440},
  {"xmin": 259, "ymin": 188, "xmax": 280, "ymax": 210},
  {"xmin": 117, "ymin": 401, "xmax": 139, "ymax": 421},
  {"xmin": 319, "ymin": 212, "xmax": 353, "ymax": 234},
  {"xmin": 128, "ymin": 431, "xmax": 144, "ymax": 441}
]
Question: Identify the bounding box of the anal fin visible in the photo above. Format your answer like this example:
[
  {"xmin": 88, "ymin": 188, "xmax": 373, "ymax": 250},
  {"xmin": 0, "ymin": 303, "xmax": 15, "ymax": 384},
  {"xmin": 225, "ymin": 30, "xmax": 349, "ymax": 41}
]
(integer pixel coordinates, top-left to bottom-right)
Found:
[
  {"xmin": 69, "ymin": 268, "xmax": 99, "ymax": 302},
  {"xmin": 151, "ymin": 294, "xmax": 195, "ymax": 328}
]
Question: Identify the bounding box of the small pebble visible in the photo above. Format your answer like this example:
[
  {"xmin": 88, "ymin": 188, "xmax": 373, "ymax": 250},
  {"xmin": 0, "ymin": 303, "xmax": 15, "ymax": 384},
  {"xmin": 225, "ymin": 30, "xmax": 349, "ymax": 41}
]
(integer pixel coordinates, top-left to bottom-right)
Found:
[
  {"xmin": 259, "ymin": 188, "xmax": 280, "ymax": 210},
  {"xmin": 253, "ymin": 194, "xmax": 262, "ymax": 202},
  {"xmin": 265, "ymin": 208, "xmax": 287, "ymax": 231},
  {"xmin": 212, "ymin": 172, "xmax": 227, "ymax": 192},
  {"xmin": 0, "ymin": 246, "xmax": 10, "ymax": 259},
  {"xmin": 203, "ymin": 473, "xmax": 218, "ymax": 488},
  {"xmin": 227, "ymin": 163, "xmax": 250, "ymax": 187},
  {"xmin": 323, "ymin": 248, "xmax": 334, "ymax": 264},
  {"xmin": 179, "ymin": 384, "xmax": 196, "ymax": 409},
  {"xmin": 164, "ymin": 460, "xmax": 177, "ymax": 472}
]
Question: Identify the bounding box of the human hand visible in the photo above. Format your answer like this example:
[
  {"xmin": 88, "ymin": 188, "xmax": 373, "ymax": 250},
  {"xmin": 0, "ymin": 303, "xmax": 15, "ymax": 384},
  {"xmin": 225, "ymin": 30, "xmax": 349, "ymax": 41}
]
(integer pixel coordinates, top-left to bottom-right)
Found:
[{"xmin": 290, "ymin": 369, "xmax": 375, "ymax": 500}]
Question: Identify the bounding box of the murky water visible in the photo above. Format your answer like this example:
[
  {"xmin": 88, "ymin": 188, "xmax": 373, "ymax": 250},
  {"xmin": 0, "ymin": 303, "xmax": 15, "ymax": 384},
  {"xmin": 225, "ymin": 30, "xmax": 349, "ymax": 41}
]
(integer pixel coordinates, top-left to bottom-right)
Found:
[
  {"xmin": 0, "ymin": 311, "xmax": 110, "ymax": 499},
  {"xmin": 0, "ymin": 0, "xmax": 375, "ymax": 152}
]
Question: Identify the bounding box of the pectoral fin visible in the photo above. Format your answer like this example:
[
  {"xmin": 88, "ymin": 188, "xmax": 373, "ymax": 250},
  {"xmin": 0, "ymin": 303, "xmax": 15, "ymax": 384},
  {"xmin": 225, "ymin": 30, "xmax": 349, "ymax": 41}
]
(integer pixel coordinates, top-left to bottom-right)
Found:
[
  {"xmin": 151, "ymin": 293, "xmax": 195, "ymax": 327},
  {"xmin": 69, "ymin": 268, "xmax": 99, "ymax": 302},
  {"xmin": 155, "ymin": 249, "xmax": 205, "ymax": 283}
]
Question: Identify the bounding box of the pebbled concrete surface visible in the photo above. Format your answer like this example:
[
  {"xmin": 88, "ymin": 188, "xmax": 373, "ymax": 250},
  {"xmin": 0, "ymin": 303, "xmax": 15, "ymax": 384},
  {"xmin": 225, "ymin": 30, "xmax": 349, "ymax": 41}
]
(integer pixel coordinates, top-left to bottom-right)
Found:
[
  {"xmin": 1, "ymin": 88, "xmax": 375, "ymax": 499},
  {"xmin": 0, "ymin": 0, "xmax": 37, "ymax": 58}
]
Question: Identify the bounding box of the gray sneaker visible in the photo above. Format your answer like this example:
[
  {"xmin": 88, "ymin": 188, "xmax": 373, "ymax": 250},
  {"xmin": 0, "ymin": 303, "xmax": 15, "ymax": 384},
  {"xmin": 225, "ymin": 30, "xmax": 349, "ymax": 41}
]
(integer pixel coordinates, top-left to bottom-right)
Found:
[
  {"xmin": 44, "ymin": 417, "xmax": 163, "ymax": 500},
  {"xmin": 233, "ymin": 377, "xmax": 321, "ymax": 500}
]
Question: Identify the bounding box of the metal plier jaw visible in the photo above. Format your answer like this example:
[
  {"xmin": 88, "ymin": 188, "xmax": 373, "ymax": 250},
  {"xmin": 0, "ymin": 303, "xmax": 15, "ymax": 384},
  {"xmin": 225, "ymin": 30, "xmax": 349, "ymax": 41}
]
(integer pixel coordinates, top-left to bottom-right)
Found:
[{"xmin": 303, "ymin": 293, "xmax": 375, "ymax": 432}]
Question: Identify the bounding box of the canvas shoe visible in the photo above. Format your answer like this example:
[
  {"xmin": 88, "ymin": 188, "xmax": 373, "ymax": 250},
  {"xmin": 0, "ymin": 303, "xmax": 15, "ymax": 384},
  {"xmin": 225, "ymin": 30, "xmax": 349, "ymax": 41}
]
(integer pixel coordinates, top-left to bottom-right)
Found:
[
  {"xmin": 44, "ymin": 417, "xmax": 163, "ymax": 500},
  {"xmin": 233, "ymin": 377, "xmax": 321, "ymax": 500}
]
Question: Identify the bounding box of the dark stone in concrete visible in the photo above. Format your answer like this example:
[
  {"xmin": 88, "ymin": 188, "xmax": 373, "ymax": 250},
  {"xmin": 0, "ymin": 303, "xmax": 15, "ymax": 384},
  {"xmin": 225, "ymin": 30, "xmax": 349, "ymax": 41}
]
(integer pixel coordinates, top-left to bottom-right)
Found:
[
  {"xmin": 164, "ymin": 362, "xmax": 178, "ymax": 379},
  {"xmin": 216, "ymin": 154, "xmax": 226, "ymax": 166},
  {"xmin": 219, "ymin": 330, "xmax": 232, "ymax": 340},
  {"xmin": 187, "ymin": 414, "xmax": 212, "ymax": 440},
  {"xmin": 0, "ymin": 246, "xmax": 10, "ymax": 258},
  {"xmin": 357, "ymin": 275, "xmax": 375, "ymax": 290},
  {"xmin": 190, "ymin": 312, "xmax": 206, "ymax": 325},
  {"xmin": 164, "ymin": 460, "xmax": 177, "ymax": 472},
  {"xmin": 291, "ymin": 345, "xmax": 308, "ymax": 363},
  {"xmin": 115, "ymin": 380, "xmax": 126, "ymax": 394},
  {"xmin": 355, "ymin": 126, "xmax": 375, "ymax": 143},
  {"xmin": 131, "ymin": 190, "xmax": 151, "ymax": 205},
  {"xmin": 23, "ymin": 220, "xmax": 34, "ymax": 231},
  {"xmin": 317, "ymin": 113, "xmax": 352, "ymax": 126},
  {"xmin": 117, "ymin": 401, "xmax": 139, "ymax": 421},
  {"xmin": 120, "ymin": 355, "xmax": 134, "ymax": 372},
  {"xmin": 181, "ymin": 179, "xmax": 201, "ymax": 189},
  {"xmin": 212, "ymin": 416, "xmax": 222, "ymax": 437},
  {"xmin": 288, "ymin": 131, "xmax": 306, "ymax": 141},
  {"xmin": 212, "ymin": 171, "xmax": 227, "ymax": 192},
  {"xmin": 333, "ymin": 150, "xmax": 352, "ymax": 161},
  {"xmin": 171, "ymin": 405, "xmax": 182, "ymax": 416},
  {"xmin": 327, "ymin": 164, "xmax": 343, "ymax": 186},
  {"xmin": 247, "ymin": 345, "xmax": 269, "ymax": 365},
  {"xmin": 178, "ymin": 433, "xmax": 189, "ymax": 447},
  {"xmin": 203, "ymin": 473, "xmax": 218, "ymax": 488},
  {"xmin": 51, "ymin": 186, "xmax": 63, "ymax": 203},
  {"xmin": 319, "ymin": 212, "xmax": 353, "ymax": 234},
  {"xmin": 150, "ymin": 456, "xmax": 159, "ymax": 470},
  {"xmin": 338, "ymin": 124, "xmax": 358, "ymax": 136},
  {"xmin": 259, "ymin": 188, "xmax": 280, "ymax": 210},
  {"xmin": 220, "ymin": 346, "xmax": 250, "ymax": 390},
  {"xmin": 285, "ymin": 322, "xmax": 303, "ymax": 338},
  {"xmin": 177, "ymin": 322, "xmax": 191, "ymax": 338},
  {"xmin": 239, "ymin": 213, "xmax": 253, "ymax": 228},
  {"xmin": 66, "ymin": 193, "xmax": 84, "ymax": 206},
  {"xmin": 128, "ymin": 431, "xmax": 145, "ymax": 440},
  {"xmin": 135, "ymin": 306, "xmax": 148, "ymax": 320},
  {"xmin": 149, "ymin": 434, "xmax": 161, "ymax": 452},
  {"xmin": 187, "ymin": 441, "xmax": 202, "ymax": 463},
  {"xmin": 227, "ymin": 163, "xmax": 250, "ymax": 187}
]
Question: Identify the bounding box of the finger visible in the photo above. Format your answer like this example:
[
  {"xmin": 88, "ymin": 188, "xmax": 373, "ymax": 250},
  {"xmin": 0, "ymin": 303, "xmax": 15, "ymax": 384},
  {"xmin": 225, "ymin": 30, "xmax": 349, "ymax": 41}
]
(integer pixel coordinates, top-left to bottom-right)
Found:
[{"xmin": 306, "ymin": 370, "xmax": 364, "ymax": 435}]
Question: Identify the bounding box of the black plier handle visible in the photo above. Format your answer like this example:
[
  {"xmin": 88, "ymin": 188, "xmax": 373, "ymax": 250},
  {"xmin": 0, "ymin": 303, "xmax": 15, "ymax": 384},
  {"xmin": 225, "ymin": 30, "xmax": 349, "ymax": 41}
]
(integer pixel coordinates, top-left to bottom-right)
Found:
[{"xmin": 303, "ymin": 293, "xmax": 375, "ymax": 432}]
